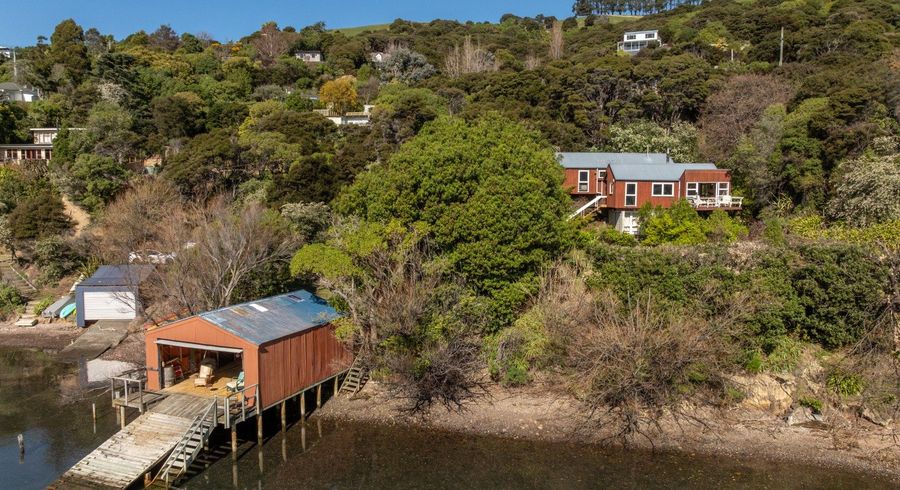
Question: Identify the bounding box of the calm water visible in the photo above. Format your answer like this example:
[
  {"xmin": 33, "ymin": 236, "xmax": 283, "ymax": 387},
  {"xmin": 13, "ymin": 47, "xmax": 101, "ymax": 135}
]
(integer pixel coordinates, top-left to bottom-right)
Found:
[{"xmin": 1, "ymin": 347, "xmax": 895, "ymax": 489}]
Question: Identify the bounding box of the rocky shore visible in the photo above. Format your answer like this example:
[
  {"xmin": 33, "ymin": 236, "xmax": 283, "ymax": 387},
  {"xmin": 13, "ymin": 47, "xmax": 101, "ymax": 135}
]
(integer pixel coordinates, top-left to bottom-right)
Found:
[{"xmin": 318, "ymin": 380, "xmax": 900, "ymax": 483}]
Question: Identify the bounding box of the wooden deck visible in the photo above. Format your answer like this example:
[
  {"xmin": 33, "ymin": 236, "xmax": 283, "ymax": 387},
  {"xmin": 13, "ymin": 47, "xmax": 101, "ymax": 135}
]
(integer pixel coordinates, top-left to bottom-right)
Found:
[
  {"xmin": 52, "ymin": 394, "xmax": 213, "ymax": 489},
  {"xmin": 163, "ymin": 362, "xmax": 241, "ymax": 399}
]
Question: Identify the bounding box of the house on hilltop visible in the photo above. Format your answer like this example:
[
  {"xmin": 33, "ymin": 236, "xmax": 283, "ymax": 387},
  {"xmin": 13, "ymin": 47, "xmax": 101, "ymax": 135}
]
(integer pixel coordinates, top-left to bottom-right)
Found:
[
  {"xmin": 0, "ymin": 82, "xmax": 40, "ymax": 102},
  {"xmin": 559, "ymin": 152, "xmax": 742, "ymax": 234},
  {"xmin": 617, "ymin": 30, "xmax": 661, "ymax": 54},
  {"xmin": 294, "ymin": 50, "xmax": 323, "ymax": 63}
]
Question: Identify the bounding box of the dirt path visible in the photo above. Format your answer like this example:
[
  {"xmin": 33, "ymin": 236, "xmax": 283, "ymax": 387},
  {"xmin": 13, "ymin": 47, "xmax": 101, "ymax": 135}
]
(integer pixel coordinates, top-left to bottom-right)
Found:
[{"xmin": 62, "ymin": 195, "xmax": 91, "ymax": 236}]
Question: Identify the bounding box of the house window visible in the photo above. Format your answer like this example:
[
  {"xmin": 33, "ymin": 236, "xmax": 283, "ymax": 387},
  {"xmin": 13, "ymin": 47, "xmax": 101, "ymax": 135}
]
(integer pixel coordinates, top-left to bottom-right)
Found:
[
  {"xmin": 626, "ymin": 34, "xmax": 636, "ymax": 40},
  {"xmin": 686, "ymin": 182, "xmax": 698, "ymax": 197},
  {"xmin": 578, "ymin": 170, "xmax": 590, "ymax": 193},
  {"xmin": 645, "ymin": 33, "xmax": 655, "ymax": 39},
  {"xmin": 717, "ymin": 182, "xmax": 730, "ymax": 196},
  {"xmin": 624, "ymin": 182, "xmax": 637, "ymax": 207},
  {"xmin": 651, "ymin": 183, "xmax": 674, "ymax": 197}
]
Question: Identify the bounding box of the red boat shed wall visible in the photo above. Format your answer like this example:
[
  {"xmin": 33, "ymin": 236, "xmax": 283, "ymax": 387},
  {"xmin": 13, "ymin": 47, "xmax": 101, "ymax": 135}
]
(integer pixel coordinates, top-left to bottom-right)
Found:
[{"xmin": 144, "ymin": 290, "xmax": 353, "ymax": 409}]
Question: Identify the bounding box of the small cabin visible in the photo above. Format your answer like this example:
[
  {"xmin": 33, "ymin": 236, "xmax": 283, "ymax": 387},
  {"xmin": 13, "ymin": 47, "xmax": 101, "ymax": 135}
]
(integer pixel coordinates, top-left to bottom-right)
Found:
[
  {"xmin": 75, "ymin": 265, "xmax": 153, "ymax": 328},
  {"xmin": 144, "ymin": 290, "xmax": 353, "ymax": 411},
  {"xmin": 617, "ymin": 30, "xmax": 661, "ymax": 54}
]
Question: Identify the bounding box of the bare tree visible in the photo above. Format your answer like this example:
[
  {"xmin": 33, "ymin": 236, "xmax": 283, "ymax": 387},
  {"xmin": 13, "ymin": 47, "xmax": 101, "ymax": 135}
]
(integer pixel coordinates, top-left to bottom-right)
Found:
[
  {"xmin": 699, "ymin": 74, "xmax": 793, "ymax": 163},
  {"xmin": 144, "ymin": 198, "xmax": 294, "ymax": 318},
  {"xmin": 251, "ymin": 22, "xmax": 289, "ymax": 66},
  {"xmin": 524, "ymin": 54, "xmax": 542, "ymax": 70},
  {"xmin": 549, "ymin": 21, "xmax": 564, "ymax": 60},
  {"xmin": 444, "ymin": 36, "xmax": 498, "ymax": 78}
]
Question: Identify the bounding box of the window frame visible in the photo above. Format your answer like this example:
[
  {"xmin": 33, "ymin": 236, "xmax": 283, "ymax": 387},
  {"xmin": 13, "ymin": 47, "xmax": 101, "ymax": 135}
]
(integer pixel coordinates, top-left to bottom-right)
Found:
[
  {"xmin": 651, "ymin": 182, "xmax": 675, "ymax": 197},
  {"xmin": 577, "ymin": 170, "xmax": 590, "ymax": 193},
  {"xmin": 686, "ymin": 182, "xmax": 698, "ymax": 197},
  {"xmin": 624, "ymin": 182, "xmax": 638, "ymax": 207},
  {"xmin": 717, "ymin": 182, "xmax": 730, "ymax": 196}
]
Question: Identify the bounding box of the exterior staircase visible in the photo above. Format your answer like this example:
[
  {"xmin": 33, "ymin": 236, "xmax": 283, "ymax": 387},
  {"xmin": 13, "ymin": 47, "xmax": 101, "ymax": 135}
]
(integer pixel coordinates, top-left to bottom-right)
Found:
[
  {"xmin": 1, "ymin": 251, "xmax": 38, "ymax": 326},
  {"xmin": 338, "ymin": 361, "xmax": 368, "ymax": 397},
  {"xmin": 151, "ymin": 399, "xmax": 218, "ymax": 488}
]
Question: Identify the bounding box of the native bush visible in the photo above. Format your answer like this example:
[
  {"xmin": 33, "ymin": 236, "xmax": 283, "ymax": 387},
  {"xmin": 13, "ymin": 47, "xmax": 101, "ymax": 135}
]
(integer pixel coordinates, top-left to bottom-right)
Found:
[{"xmin": 0, "ymin": 283, "xmax": 24, "ymax": 319}]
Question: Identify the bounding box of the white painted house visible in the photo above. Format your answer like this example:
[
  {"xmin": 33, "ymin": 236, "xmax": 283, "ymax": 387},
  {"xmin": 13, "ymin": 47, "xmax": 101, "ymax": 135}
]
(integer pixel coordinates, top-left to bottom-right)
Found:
[
  {"xmin": 295, "ymin": 50, "xmax": 323, "ymax": 63},
  {"xmin": 617, "ymin": 30, "xmax": 662, "ymax": 54}
]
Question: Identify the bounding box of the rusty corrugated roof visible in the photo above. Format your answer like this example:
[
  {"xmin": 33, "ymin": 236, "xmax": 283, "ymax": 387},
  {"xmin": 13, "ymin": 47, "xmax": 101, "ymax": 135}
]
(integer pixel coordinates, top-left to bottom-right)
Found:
[{"xmin": 199, "ymin": 290, "xmax": 341, "ymax": 345}]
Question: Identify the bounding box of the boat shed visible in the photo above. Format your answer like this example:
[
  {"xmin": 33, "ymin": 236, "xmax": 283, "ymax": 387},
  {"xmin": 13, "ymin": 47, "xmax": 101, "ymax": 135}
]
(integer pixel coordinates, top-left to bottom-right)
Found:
[
  {"xmin": 75, "ymin": 265, "xmax": 154, "ymax": 327},
  {"xmin": 144, "ymin": 290, "xmax": 353, "ymax": 410}
]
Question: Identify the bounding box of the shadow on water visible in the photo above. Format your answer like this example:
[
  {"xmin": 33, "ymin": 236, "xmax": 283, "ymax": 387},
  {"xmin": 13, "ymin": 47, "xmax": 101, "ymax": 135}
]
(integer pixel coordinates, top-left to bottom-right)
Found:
[
  {"xmin": 1, "ymin": 346, "xmax": 895, "ymax": 490},
  {"xmin": 0, "ymin": 347, "xmax": 120, "ymax": 490}
]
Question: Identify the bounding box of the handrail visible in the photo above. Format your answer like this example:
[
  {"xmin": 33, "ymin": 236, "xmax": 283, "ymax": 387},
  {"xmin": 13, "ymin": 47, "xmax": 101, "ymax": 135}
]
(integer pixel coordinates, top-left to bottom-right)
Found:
[
  {"xmin": 2, "ymin": 259, "xmax": 37, "ymax": 291},
  {"xmin": 110, "ymin": 368, "xmax": 148, "ymax": 413},
  {"xmin": 569, "ymin": 195, "xmax": 607, "ymax": 219},
  {"xmin": 222, "ymin": 383, "xmax": 259, "ymax": 428},
  {"xmin": 160, "ymin": 397, "xmax": 218, "ymax": 486}
]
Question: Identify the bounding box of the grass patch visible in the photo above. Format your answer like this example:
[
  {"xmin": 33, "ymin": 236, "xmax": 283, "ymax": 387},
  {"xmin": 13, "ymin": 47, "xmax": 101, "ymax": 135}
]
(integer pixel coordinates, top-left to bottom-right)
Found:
[{"xmin": 330, "ymin": 24, "xmax": 391, "ymax": 37}]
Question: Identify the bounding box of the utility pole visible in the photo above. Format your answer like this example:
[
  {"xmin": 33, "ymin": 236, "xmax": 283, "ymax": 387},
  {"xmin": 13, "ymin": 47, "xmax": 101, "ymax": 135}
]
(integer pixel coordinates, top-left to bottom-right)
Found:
[
  {"xmin": 12, "ymin": 49, "xmax": 18, "ymax": 83},
  {"xmin": 778, "ymin": 27, "xmax": 784, "ymax": 67}
]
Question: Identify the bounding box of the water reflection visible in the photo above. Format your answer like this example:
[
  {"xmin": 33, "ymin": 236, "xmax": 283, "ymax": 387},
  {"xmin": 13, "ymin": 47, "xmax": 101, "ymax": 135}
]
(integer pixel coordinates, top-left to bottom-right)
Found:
[{"xmin": 0, "ymin": 348, "xmax": 119, "ymax": 490}]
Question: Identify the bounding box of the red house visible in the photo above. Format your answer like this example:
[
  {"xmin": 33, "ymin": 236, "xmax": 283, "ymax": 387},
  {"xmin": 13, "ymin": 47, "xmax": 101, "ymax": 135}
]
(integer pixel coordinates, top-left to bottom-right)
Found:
[{"xmin": 559, "ymin": 152, "xmax": 742, "ymax": 234}]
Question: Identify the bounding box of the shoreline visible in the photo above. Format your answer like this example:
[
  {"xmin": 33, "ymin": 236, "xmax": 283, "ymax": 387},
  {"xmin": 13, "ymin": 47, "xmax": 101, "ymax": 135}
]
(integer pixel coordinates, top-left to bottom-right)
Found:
[{"xmin": 317, "ymin": 381, "xmax": 900, "ymax": 483}]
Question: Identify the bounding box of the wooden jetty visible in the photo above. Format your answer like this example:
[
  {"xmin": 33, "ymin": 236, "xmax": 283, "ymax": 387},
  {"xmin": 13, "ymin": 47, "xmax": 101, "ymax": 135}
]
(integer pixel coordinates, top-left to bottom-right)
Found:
[
  {"xmin": 52, "ymin": 394, "xmax": 212, "ymax": 489},
  {"xmin": 53, "ymin": 290, "xmax": 355, "ymax": 489}
]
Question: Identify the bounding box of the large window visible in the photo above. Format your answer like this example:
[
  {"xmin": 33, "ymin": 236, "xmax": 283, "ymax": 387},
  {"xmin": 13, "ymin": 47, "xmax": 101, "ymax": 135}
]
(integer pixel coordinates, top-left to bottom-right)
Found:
[
  {"xmin": 686, "ymin": 182, "xmax": 698, "ymax": 197},
  {"xmin": 577, "ymin": 170, "xmax": 590, "ymax": 193},
  {"xmin": 717, "ymin": 182, "xmax": 730, "ymax": 196},
  {"xmin": 651, "ymin": 182, "xmax": 674, "ymax": 197},
  {"xmin": 624, "ymin": 182, "xmax": 637, "ymax": 207},
  {"xmin": 626, "ymin": 34, "xmax": 636, "ymax": 40}
]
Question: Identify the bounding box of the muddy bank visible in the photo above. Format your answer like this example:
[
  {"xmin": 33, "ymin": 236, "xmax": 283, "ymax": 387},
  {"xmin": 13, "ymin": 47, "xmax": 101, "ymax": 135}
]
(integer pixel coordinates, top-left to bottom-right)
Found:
[
  {"xmin": 0, "ymin": 321, "xmax": 82, "ymax": 351},
  {"xmin": 318, "ymin": 381, "xmax": 900, "ymax": 483}
]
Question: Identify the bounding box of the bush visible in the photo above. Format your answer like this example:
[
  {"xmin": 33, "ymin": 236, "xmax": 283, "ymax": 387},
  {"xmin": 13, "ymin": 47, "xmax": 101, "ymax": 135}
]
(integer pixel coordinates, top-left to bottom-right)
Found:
[
  {"xmin": 32, "ymin": 235, "xmax": 81, "ymax": 285},
  {"xmin": 486, "ymin": 309, "xmax": 552, "ymax": 386},
  {"xmin": 32, "ymin": 295, "xmax": 55, "ymax": 315},
  {"xmin": 0, "ymin": 283, "xmax": 24, "ymax": 318},
  {"xmin": 760, "ymin": 336, "xmax": 802, "ymax": 373},
  {"xmin": 798, "ymin": 396, "xmax": 823, "ymax": 414},
  {"xmin": 639, "ymin": 201, "xmax": 747, "ymax": 245},
  {"xmin": 6, "ymin": 190, "xmax": 72, "ymax": 239},
  {"xmin": 597, "ymin": 226, "xmax": 637, "ymax": 246},
  {"xmin": 827, "ymin": 370, "xmax": 865, "ymax": 397}
]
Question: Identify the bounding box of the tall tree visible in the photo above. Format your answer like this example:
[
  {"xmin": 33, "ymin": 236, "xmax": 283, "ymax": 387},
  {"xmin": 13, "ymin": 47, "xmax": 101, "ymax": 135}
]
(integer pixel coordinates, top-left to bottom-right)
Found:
[{"xmin": 49, "ymin": 19, "xmax": 89, "ymax": 85}]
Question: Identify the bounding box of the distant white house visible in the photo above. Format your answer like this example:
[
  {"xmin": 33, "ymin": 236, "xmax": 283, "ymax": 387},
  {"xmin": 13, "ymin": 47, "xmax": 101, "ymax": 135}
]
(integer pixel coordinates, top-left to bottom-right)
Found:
[
  {"xmin": 295, "ymin": 50, "xmax": 323, "ymax": 63},
  {"xmin": 0, "ymin": 46, "xmax": 11, "ymax": 59},
  {"xmin": 617, "ymin": 30, "xmax": 662, "ymax": 54},
  {"xmin": 370, "ymin": 51, "xmax": 389, "ymax": 63},
  {"xmin": 0, "ymin": 82, "xmax": 40, "ymax": 102},
  {"xmin": 314, "ymin": 104, "xmax": 375, "ymax": 126}
]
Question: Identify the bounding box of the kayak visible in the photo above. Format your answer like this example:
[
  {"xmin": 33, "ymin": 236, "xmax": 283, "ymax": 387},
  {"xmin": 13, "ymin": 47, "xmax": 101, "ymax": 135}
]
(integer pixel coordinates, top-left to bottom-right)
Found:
[{"xmin": 60, "ymin": 303, "xmax": 76, "ymax": 319}]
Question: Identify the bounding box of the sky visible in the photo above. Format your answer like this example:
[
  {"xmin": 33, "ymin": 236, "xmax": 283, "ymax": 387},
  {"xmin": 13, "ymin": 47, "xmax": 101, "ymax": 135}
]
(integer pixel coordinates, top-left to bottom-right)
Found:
[{"xmin": 0, "ymin": 0, "xmax": 573, "ymax": 47}]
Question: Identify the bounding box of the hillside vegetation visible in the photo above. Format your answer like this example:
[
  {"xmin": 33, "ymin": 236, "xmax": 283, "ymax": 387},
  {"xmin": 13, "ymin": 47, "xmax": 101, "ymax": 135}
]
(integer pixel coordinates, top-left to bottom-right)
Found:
[{"xmin": 0, "ymin": 0, "xmax": 897, "ymax": 439}]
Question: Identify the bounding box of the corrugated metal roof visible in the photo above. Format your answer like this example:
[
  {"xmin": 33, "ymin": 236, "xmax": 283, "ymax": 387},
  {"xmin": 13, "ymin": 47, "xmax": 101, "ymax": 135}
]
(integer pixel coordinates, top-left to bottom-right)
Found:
[
  {"xmin": 80, "ymin": 265, "xmax": 154, "ymax": 287},
  {"xmin": 200, "ymin": 290, "xmax": 341, "ymax": 345},
  {"xmin": 608, "ymin": 163, "xmax": 718, "ymax": 181},
  {"xmin": 557, "ymin": 152, "xmax": 670, "ymax": 169}
]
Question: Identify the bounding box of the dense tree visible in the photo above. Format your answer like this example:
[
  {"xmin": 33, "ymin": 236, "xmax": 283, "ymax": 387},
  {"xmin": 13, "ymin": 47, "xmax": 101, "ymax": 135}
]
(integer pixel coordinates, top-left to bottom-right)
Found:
[
  {"xmin": 6, "ymin": 190, "xmax": 72, "ymax": 239},
  {"xmin": 336, "ymin": 115, "xmax": 571, "ymax": 292},
  {"xmin": 378, "ymin": 48, "xmax": 436, "ymax": 84},
  {"xmin": 319, "ymin": 76, "xmax": 358, "ymax": 114},
  {"xmin": 48, "ymin": 19, "xmax": 90, "ymax": 86},
  {"xmin": 828, "ymin": 153, "xmax": 900, "ymax": 227}
]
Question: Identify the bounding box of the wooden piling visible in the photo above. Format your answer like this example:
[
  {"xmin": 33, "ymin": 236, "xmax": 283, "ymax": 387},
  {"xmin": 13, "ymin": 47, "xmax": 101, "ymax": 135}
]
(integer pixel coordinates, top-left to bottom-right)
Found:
[
  {"xmin": 257, "ymin": 413, "xmax": 263, "ymax": 445},
  {"xmin": 231, "ymin": 426, "xmax": 238, "ymax": 460},
  {"xmin": 301, "ymin": 423, "xmax": 307, "ymax": 451},
  {"xmin": 300, "ymin": 391, "xmax": 306, "ymax": 420},
  {"xmin": 334, "ymin": 375, "xmax": 339, "ymax": 395},
  {"xmin": 92, "ymin": 403, "xmax": 96, "ymax": 422},
  {"xmin": 316, "ymin": 384, "xmax": 322, "ymax": 408},
  {"xmin": 119, "ymin": 407, "xmax": 126, "ymax": 430},
  {"xmin": 280, "ymin": 401, "xmax": 286, "ymax": 432}
]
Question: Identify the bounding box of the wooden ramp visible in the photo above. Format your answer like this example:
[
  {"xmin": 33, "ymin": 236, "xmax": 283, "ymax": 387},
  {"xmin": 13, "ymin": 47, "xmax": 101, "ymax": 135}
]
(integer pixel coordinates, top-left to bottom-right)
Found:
[{"xmin": 52, "ymin": 394, "xmax": 212, "ymax": 489}]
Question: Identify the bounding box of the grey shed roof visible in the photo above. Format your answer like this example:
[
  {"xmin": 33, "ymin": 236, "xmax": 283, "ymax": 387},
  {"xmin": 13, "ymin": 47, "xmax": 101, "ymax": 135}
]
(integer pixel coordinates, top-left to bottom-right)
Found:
[
  {"xmin": 557, "ymin": 152, "xmax": 670, "ymax": 169},
  {"xmin": 79, "ymin": 265, "xmax": 154, "ymax": 287},
  {"xmin": 608, "ymin": 163, "xmax": 718, "ymax": 181},
  {"xmin": 200, "ymin": 290, "xmax": 342, "ymax": 345}
]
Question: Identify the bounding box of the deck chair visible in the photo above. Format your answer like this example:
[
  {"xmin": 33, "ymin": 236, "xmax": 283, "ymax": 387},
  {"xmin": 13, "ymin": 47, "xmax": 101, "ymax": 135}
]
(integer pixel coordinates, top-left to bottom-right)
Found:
[
  {"xmin": 194, "ymin": 359, "xmax": 216, "ymax": 387},
  {"xmin": 226, "ymin": 371, "xmax": 245, "ymax": 393}
]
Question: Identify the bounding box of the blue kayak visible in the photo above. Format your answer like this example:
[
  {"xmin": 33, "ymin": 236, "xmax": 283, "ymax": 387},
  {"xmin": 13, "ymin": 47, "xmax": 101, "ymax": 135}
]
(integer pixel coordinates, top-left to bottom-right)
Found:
[{"xmin": 60, "ymin": 303, "xmax": 76, "ymax": 319}]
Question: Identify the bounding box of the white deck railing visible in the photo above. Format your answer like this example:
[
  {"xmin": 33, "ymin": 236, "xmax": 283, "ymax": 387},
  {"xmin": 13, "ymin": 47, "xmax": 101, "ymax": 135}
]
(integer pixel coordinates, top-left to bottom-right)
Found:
[{"xmin": 688, "ymin": 195, "xmax": 743, "ymax": 209}]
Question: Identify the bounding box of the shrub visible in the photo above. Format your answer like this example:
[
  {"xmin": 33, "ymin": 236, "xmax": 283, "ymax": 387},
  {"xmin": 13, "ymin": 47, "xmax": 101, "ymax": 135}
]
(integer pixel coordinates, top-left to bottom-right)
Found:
[
  {"xmin": 486, "ymin": 309, "xmax": 552, "ymax": 386},
  {"xmin": 6, "ymin": 190, "xmax": 72, "ymax": 239},
  {"xmin": 596, "ymin": 226, "xmax": 637, "ymax": 246},
  {"xmin": 32, "ymin": 235, "xmax": 81, "ymax": 285},
  {"xmin": 761, "ymin": 336, "xmax": 803, "ymax": 373},
  {"xmin": 827, "ymin": 370, "xmax": 865, "ymax": 397},
  {"xmin": 32, "ymin": 295, "xmax": 55, "ymax": 315},
  {"xmin": 0, "ymin": 283, "xmax": 24, "ymax": 318},
  {"xmin": 798, "ymin": 396, "xmax": 823, "ymax": 414}
]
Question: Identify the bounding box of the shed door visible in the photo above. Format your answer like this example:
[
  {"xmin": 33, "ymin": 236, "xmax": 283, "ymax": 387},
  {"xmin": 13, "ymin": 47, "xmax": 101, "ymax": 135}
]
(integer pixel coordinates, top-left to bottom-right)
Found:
[{"xmin": 83, "ymin": 291, "xmax": 136, "ymax": 320}]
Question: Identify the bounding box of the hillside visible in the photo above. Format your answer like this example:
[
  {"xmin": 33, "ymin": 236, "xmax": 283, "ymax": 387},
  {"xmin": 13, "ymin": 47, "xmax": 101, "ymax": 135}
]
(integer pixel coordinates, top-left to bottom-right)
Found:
[{"xmin": 0, "ymin": 0, "xmax": 898, "ymax": 458}]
